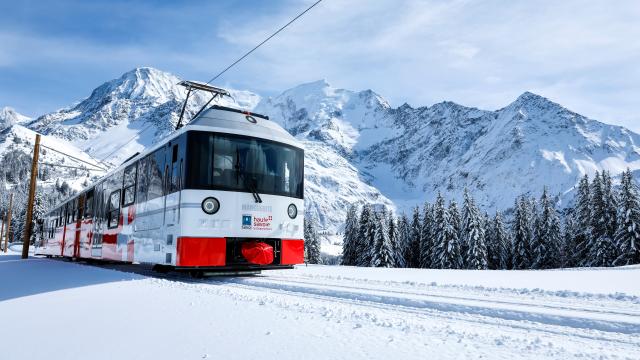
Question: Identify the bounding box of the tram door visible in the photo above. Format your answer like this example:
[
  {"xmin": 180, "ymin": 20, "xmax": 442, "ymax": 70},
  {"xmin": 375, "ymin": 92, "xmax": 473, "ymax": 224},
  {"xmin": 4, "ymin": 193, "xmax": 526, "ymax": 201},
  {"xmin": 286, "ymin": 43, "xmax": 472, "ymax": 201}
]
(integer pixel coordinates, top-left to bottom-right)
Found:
[
  {"xmin": 91, "ymin": 182, "xmax": 104, "ymax": 258},
  {"xmin": 164, "ymin": 142, "xmax": 181, "ymax": 227}
]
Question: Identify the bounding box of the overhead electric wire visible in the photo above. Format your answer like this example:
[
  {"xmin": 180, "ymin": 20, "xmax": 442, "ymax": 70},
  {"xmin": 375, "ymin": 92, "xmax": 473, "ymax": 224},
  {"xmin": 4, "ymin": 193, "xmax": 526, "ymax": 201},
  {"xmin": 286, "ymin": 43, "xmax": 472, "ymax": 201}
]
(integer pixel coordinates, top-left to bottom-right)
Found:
[
  {"xmin": 96, "ymin": 1, "xmax": 323, "ymax": 166},
  {"xmin": 205, "ymin": 0, "xmax": 323, "ymax": 84},
  {"xmin": 95, "ymin": 126, "xmax": 154, "ymax": 166},
  {"xmin": 39, "ymin": 144, "xmax": 107, "ymax": 171},
  {"xmin": 39, "ymin": 162, "xmax": 100, "ymax": 171}
]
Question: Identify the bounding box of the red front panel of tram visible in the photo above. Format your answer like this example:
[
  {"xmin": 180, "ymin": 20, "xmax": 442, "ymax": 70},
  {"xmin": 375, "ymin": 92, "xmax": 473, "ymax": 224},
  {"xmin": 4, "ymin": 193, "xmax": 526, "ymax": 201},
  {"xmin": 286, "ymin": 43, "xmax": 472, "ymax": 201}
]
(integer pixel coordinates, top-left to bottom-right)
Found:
[{"xmin": 176, "ymin": 237, "xmax": 226, "ymax": 267}]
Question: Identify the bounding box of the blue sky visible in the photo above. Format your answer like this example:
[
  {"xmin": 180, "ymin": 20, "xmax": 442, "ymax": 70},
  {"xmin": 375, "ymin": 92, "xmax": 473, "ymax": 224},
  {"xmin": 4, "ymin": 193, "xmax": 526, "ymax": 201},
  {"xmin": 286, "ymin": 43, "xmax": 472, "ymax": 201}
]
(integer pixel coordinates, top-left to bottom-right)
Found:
[{"xmin": 1, "ymin": 0, "xmax": 639, "ymax": 131}]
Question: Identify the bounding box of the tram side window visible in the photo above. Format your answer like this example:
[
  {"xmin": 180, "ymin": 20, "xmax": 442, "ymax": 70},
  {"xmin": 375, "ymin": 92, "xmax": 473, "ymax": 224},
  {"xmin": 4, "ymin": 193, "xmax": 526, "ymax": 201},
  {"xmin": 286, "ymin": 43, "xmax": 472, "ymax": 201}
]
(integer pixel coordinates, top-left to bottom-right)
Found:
[
  {"xmin": 170, "ymin": 144, "xmax": 181, "ymax": 193},
  {"xmin": 123, "ymin": 164, "xmax": 137, "ymax": 206},
  {"xmin": 107, "ymin": 190, "xmax": 121, "ymax": 228},
  {"xmin": 76, "ymin": 199, "xmax": 83, "ymax": 220},
  {"xmin": 66, "ymin": 203, "xmax": 72, "ymax": 224},
  {"xmin": 85, "ymin": 191, "xmax": 94, "ymax": 219},
  {"xmin": 137, "ymin": 156, "xmax": 149, "ymax": 205},
  {"xmin": 147, "ymin": 150, "xmax": 164, "ymax": 201}
]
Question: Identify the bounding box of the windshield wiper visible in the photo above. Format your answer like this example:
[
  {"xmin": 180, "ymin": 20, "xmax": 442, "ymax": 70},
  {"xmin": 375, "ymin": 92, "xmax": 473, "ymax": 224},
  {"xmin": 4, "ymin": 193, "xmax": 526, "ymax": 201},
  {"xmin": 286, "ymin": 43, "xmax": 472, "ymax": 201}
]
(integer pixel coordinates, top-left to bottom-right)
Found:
[{"xmin": 235, "ymin": 149, "xmax": 263, "ymax": 203}]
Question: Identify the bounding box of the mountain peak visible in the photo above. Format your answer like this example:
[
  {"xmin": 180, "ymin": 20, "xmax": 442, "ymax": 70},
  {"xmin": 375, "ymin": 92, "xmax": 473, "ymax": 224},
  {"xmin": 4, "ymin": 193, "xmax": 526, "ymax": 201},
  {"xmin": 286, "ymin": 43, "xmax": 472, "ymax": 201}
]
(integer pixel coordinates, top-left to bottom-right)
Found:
[
  {"xmin": 0, "ymin": 106, "xmax": 31, "ymax": 129},
  {"xmin": 516, "ymin": 91, "xmax": 549, "ymax": 102},
  {"xmin": 511, "ymin": 91, "xmax": 562, "ymax": 108}
]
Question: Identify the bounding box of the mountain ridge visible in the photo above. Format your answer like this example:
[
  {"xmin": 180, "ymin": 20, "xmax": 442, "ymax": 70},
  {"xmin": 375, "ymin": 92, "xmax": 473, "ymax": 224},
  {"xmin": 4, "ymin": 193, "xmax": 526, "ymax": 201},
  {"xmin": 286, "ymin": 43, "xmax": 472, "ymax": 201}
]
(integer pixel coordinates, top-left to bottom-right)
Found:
[{"xmin": 3, "ymin": 67, "xmax": 639, "ymax": 233}]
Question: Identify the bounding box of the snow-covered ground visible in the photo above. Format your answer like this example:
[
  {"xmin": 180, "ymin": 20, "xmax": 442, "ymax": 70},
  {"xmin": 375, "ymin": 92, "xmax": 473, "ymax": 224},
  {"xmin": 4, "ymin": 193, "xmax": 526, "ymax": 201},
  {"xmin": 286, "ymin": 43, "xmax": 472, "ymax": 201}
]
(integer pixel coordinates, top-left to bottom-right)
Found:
[{"xmin": 1, "ymin": 250, "xmax": 638, "ymax": 359}]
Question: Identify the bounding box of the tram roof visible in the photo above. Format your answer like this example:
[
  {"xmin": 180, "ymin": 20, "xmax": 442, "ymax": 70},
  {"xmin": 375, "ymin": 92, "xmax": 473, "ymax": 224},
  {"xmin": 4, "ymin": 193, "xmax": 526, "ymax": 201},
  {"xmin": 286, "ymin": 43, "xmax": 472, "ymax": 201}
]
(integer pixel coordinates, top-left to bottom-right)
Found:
[{"xmin": 46, "ymin": 105, "xmax": 303, "ymax": 210}]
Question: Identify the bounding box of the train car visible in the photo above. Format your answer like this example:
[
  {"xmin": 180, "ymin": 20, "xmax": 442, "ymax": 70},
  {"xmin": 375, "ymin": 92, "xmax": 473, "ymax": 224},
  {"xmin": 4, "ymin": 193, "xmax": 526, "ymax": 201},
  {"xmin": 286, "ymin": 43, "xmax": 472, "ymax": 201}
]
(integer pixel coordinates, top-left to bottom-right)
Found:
[{"xmin": 35, "ymin": 82, "xmax": 305, "ymax": 275}]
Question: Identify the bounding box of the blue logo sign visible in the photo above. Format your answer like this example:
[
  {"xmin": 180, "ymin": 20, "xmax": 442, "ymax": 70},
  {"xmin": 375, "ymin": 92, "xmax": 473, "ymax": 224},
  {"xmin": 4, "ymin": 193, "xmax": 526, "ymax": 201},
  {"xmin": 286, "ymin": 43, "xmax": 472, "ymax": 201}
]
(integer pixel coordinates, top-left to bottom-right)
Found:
[{"xmin": 242, "ymin": 215, "xmax": 252, "ymax": 229}]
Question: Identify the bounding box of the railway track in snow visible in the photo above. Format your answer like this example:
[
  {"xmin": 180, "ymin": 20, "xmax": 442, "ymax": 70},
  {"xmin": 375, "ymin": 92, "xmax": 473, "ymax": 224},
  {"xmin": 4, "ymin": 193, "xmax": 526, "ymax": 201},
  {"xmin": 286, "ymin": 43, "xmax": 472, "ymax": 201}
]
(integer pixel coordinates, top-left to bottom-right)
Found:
[{"xmin": 62, "ymin": 258, "xmax": 640, "ymax": 348}]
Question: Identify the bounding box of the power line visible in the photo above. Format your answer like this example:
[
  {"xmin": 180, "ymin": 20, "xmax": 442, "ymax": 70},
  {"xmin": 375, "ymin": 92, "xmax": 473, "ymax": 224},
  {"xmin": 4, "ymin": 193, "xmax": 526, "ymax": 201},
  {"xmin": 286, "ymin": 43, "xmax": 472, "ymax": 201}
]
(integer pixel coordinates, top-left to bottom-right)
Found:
[
  {"xmin": 40, "ymin": 162, "xmax": 101, "ymax": 171},
  {"xmin": 39, "ymin": 144, "xmax": 107, "ymax": 171},
  {"xmin": 97, "ymin": 1, "xmax": 323, "ymax": 165},
  {"xmin": 205, "ymin": 0, "xmax": 323, "ymax": 84},
  {"xmin": 96, "ymin": 124, "xmax": 155, "ymax": 166}
]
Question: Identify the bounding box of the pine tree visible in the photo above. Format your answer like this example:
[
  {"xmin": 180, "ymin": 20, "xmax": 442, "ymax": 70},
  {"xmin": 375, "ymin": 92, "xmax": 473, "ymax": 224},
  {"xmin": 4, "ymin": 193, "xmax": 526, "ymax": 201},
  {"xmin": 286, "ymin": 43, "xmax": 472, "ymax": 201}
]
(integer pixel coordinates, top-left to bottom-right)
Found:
[
  {"xmin": 356, "ymin": 204, "xmax": 375, "ymax": 266},
  {"xmin": 614, "ymin": 169, "xmax": 640, "ymax": 265},
  {"xmin": 461, "ymin": 190, "xmax": 486, "ymax": 269},
  {"xmin": 30, "ymin": 190, "xmax": 47, "ymax": 246},
  {"xmin": 512, "ymin": 196, "xmax": 531, "ymax": 269},
  {"xmin": 341, "ymin": 204, "xmax": 360, "ymax": 266},
  {"xmin": 574, "ymin": 174, "xmax": 591, "ymax": 266},
  {"xmin": 532, "ymin": 187, "xmax": 561, "ymax": 269},
  {"xmin": 397, "ymin": 213, "xmax": 411, "ymax": 268},
  {"xmin": 460, "ymin": 188, "xmax": 473, "ymax": 267},
  {"xmin": 449, "ymin": 200, "xmax": 462, "ymax": 248},
  {"xmin": 493, "ymin": 211, "xmax": 512, "ymax": 269},
  {"xmin": 432, "ymin": 194, "xmax": 463, "ymax": 269},
  {"xmin": 408, "ymin": 206, "xmax": 422, "ymax": 268},
  {"xmin": 603, "ymin": 171, "xmax": 618, "ymax": 242},
  {"xmin": 387, "ymin": 213, "xmax": 400, "ymax": 267},
  {"xmin": 371, "ymin": 209, "xmax": 395, "ymax": 267},
  {"xmin": 304, "ymin": 216, "xmax": 321, "ymax": 264},
  {"xmin": 419, "ymin": 203, "xmax": 434, "ymax": 268},
  {"xmin": 589, "ymin": 171, "xmax": 616, "ymax": 266},
  {"xmin": 562, "ymin": 213, "xmax": 577, "ymax": 267}
]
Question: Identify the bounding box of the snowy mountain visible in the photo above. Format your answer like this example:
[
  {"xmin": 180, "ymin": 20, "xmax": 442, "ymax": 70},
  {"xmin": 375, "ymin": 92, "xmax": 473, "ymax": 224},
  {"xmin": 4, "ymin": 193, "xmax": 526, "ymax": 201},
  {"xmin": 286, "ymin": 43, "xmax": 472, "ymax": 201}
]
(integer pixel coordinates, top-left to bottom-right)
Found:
[
  {"xmin": 256, "ymin": 81, "xmax": 640, "ymax": 223},
  {"xmin": 0, "ymin": 107, "xmax": 30, "ymax": 130},
  {"xmin": 3, "ymin": 67, "xmax": 639, "ymax": 234}
]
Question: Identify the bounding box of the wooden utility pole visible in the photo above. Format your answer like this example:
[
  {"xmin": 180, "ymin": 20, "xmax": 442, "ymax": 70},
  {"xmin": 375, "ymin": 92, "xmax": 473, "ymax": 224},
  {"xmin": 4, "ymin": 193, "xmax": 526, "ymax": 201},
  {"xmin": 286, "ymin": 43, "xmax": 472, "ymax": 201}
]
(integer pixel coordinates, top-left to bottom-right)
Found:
[
  {"xmin": 5, "ymin": 193, "xmax": 13, "ymax": 254},
  {"xmin": 22, "ymin": 134, "xmax": 41, "ymax": 259},
  {"xmin": 0, "ymin": 213, "xmax": 5, "ymax": 253}
]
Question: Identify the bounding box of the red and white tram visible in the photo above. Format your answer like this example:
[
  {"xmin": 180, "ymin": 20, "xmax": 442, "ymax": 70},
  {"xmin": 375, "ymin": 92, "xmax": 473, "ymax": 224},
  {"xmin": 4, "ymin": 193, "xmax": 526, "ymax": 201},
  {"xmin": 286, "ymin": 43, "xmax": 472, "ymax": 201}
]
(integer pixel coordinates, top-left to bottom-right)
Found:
[{"xmin": 35, "ymin": 82, "xmax": 305, "ymax": 273}]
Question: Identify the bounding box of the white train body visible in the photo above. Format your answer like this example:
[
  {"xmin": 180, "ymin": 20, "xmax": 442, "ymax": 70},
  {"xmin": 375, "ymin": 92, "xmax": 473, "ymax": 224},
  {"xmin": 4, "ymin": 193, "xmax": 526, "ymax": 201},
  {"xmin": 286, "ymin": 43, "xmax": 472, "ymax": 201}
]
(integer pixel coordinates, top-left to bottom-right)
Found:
[{"xmin": 35, "ymin": 106, "xmax": 305, "ymax": 270}]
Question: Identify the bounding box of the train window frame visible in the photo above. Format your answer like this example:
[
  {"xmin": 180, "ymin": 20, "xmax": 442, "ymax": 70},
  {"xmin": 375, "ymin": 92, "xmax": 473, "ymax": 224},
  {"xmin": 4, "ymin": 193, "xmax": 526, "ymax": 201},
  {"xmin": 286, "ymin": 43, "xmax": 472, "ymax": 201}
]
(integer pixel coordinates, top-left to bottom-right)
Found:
[
  {"xmin": 169, "ymin": 144, "xmax": 181, "ymax": 193},
  {"xmin": 85, "ymin": 190, "xmax": 94, "ymax": 219},
  {"xmin": 66, "ymin": 203, "xmax": 72, "ymax": 224},
  {"xmin": 107, "ymin": 190, "xmax": 121, "ymax": 229},
  {"xmin": 122, "ymin": 163, "xmax": 138, "ymax": 207},
  {"xmin": 184, "ymin": 131, "xmax": 304, "ymax": 199},
  {"xmin": 76, "ymin": 198, "xmax": 83, "ymax": 221}
]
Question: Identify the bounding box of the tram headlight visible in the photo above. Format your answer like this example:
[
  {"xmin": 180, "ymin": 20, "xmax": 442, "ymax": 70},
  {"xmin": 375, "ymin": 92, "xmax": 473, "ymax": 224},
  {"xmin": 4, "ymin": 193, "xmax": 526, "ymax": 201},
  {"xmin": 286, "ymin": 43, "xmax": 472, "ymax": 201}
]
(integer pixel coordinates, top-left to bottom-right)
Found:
[
  {"xmin": 287, "ymin": 203, "xmax": 297, "ymax": 219},
  {"xmin": 201, "ymin": 197, "xmax": 220, "ymax": 215}
]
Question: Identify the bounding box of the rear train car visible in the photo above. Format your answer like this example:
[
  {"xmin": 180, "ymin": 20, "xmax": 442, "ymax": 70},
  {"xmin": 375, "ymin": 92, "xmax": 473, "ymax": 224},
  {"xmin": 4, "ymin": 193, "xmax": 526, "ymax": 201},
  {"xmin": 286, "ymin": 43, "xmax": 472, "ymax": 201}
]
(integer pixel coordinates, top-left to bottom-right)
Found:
[{"xmin": 35, "ymin": 104, "xmax": 305, "ymax": 273}]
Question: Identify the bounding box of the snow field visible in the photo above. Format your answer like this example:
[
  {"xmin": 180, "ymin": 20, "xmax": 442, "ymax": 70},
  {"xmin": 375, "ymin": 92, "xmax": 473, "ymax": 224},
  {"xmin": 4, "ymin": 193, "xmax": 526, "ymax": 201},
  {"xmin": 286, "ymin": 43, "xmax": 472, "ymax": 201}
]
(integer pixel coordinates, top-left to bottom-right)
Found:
[{"xmin": 1, "ymin": 252, "xmax": 639, "ymax": 359}]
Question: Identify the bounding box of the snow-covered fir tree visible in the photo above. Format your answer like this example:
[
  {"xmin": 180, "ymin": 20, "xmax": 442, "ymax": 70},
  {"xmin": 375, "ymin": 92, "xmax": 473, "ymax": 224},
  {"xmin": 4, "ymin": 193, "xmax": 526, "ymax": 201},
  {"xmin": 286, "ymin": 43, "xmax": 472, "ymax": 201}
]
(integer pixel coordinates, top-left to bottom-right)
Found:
[
  {"xmin": 461, "ymin": 191, "xmax": 487, "ymax": 269},
  {"xmin": 396, "ymin": 213, "xmax": 411, "ymax": 268},
  {"xmin": 613, "ymin": 168, "xmax": 640, "ymax": 265},
  {"xmin": 512, "ymin": 196, "xmax": 532, "ymax": 269},
  {"xmin": 341, "ymin": 204, "xmax": 360, "ymax": 266},
  {"xmin": 460, "ymin": 188, "xmax": 474, "ymax": 268},
  {"xmin": 356, "ymin": 204, "xmax": 375, "ymax": 267},
  {"xmin": 562, "ymin": 212, "xmax": 577, "ymax": 268},
  {"xmin": 492, "ymin": 211, "xmax": 511, "ymax": 269},
  {"xmin": 532, "ymin": 187, "xmax": 561, "ymax": 269},
  {"xmin": 387, "ymin": 212, "xmax": 400, "ymax": 267},
  {"xmin": 589, "ymin": 172, "xmax": 616, "ymax": 266},
  {"xmin": 432, "ymin": 194, "xmax": 463, "ymax": 269},
  {"xmin": 408, "ymin": 206, "xmax": 422, "ymax": 268},
  {"xmin": 371, "ymin": 208, "xmax": 395, "ymax": 267},
  {"xmin": 304, "ymin": 216, "xmax": 321, "ymax": 264},
  {"xmin": 573, "ymin": 174, "xmax": 591, "ymax": 266},
  {"xmin": 419, "ymin": 203, "xmax": 434, "ymax": 268},
  {"xmin": 602, "ymin": 171, "xmax": 618, "ymax": 242}
]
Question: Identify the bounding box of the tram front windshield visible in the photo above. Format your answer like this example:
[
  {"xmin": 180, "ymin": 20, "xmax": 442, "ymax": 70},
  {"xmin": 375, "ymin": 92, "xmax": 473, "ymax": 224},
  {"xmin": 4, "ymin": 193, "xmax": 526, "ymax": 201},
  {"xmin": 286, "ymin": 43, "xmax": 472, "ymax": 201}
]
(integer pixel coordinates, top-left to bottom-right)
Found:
[{"xmin": 186, "ymin": 131, "xmax": 303, "ymax": 199}]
